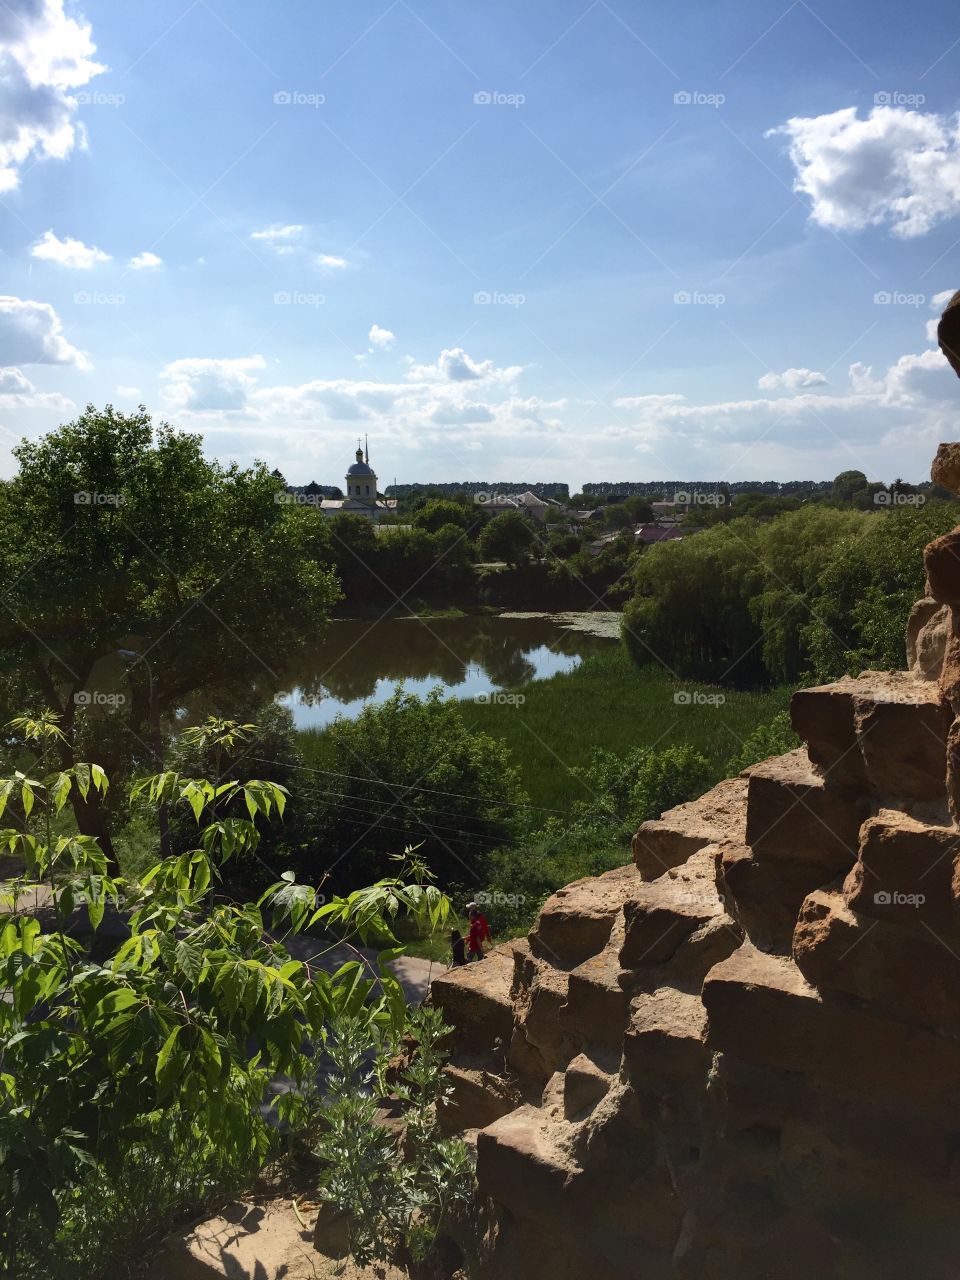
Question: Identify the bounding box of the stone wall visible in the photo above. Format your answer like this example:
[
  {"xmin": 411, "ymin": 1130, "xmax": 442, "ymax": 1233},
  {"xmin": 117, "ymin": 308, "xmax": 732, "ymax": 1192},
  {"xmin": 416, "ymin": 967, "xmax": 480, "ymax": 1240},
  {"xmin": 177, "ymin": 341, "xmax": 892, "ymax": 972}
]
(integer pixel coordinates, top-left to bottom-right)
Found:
[{"xmin": 432, "ymin": 453, "xmax": 960, "ymax": 1279}]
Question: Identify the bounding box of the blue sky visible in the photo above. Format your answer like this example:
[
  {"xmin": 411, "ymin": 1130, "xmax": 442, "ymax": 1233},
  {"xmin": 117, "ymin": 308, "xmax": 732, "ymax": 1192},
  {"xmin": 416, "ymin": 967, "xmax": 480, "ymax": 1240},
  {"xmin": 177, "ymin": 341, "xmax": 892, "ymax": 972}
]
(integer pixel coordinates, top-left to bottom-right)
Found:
[{"xmin": 2, "ymin": 0, "xmax": 960, "ymax": 488}]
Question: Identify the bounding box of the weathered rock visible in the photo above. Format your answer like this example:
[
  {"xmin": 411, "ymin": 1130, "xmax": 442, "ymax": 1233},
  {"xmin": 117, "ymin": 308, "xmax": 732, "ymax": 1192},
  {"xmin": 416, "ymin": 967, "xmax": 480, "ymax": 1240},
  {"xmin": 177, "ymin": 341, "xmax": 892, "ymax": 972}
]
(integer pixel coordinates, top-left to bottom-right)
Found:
[
  {"xmin": 622, "ymin": 986, "xmax": 708, "ymax": 1089},
  {"xmin": 927, "ymin": 527, "xmax": 960, "ymax": 607},
  {"xmin": 510, "ymin": 944, "xmax": 576, "ymax": 1075},
  {"xmin": 529, "ymin": 863, "xmax": 636, "ymax": 966},
  {"xmin": 620, "ymin": 877, "xmax": 722, "ymax": 969},
  {"xmin": 717, "ymin": 841, "xmax": 838, "ymax": 953},
  {"xmin": 562, "ymin": 931, "xmax": 631, "ymax": 1048},
  {"xmin": 563, "ymin": 1053, "xmax": 612, "ymax": 1118},
  {"xmin": 431, "ymin": 944, "xmax": 515, "ymax": 1053},
  {"xmin": 744, "ymin": 748, "xmax": 868, "ymax": 875},
  {"xmin": 932, "ymin": 442, "xmax": 960, "ymax": 493},
  {"xmin": 842, "ymin": 810, "xmax": 960, "ymax": 939},
  {"xmin": 790, "ymin": 671, "xmax": 950, "ymax": 798},
  {"xmin": 632, "ymin": 776, "xmax": 747, "ymax": 879},
  {"xmin": 476, "ymin": 1106, "xmax": 577, "ymax": 1225},
  {"xmin": 439, "ymin": 1063, "xmax": 520, "ymax": 1133},
  {"xmin": 793, "ymin": 887, "xmax": 960, "ymax": 1035},
  {"xmin": 907, "ymin": 596, "xmax": 952, "ymax": 681}
]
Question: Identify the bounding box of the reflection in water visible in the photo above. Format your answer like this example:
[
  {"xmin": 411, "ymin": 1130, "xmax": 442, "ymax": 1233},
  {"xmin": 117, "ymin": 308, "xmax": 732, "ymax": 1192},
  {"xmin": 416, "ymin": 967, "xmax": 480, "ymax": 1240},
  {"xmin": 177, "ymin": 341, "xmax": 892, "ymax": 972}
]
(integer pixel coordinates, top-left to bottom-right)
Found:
[{"xmin": 279, "ymin": 615, "xmax": 616, "ymax": 729}]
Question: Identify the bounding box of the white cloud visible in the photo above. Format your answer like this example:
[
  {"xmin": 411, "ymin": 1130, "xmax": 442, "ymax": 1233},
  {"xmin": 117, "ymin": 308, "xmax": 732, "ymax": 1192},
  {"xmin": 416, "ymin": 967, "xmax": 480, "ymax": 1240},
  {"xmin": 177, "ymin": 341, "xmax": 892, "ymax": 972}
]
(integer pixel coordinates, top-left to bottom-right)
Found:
[
  {"xmin": 128, "ymin": 251, "xmax": 162, "ymax": 269},
  {"xmin": 250, "ymin": 224, "xmax": 303, "ymax": 243},
  {"xmin": 368, "ymin": 323, "xmax": 395, "ymax": 350},
  {"xmin": 0, "ymin": 0, "xmax": 104, "ymax": 192},
  {"xmin": 769, "ymin": 106, "xmax": 960, "ymax": 238},
  {"xmin": 758, "ymin": 367, "xmax": 828, "ymax": 390},
  {"xmin": 406, "ymin": 347, "xmax": 523, "ymax": 384},
  {"xmin": 160, "ymin": 355, "xmax": 266, "ymax": 412},
  {"xmin": 31, "ymin": 229, "xmax": 109, "ymax": 269},
  {"xmin": 0, "ymin": 295, "xmax": 88, "ymax": 367},
  {"xmin": 116, "ymin": 384, "xmax": 141, "ymax": 398},
  {"xmin": 316, "ymin": 253, "xmax": 348, "ymax": 270},
  {"xmin": 0, "ymin": 365, "xmax": 72, "ymax": 409}
]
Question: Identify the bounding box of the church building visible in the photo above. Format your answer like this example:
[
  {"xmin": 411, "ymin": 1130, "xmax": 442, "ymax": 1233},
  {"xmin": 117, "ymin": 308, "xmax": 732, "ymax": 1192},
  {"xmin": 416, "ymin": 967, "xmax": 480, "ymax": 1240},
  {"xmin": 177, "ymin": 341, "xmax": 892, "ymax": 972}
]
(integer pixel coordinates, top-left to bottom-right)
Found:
[{"xmin": 319, "ymin": 439, "xmax": 396, "ymax": 521}]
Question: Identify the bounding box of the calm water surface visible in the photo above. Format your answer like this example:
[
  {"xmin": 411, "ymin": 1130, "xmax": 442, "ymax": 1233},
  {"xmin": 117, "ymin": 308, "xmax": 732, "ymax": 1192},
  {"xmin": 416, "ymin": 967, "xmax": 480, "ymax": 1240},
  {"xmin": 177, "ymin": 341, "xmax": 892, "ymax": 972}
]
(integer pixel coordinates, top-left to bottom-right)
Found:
[{"xmin": 279, "ymin": 613, "xmax": 620, "ymax": 729}]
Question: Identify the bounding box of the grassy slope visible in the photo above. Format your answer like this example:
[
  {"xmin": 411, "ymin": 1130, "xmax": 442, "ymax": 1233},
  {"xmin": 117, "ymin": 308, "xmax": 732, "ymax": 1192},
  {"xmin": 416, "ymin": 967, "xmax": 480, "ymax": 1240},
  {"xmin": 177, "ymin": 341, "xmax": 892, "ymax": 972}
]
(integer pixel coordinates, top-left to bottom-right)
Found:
[{"xmin": 458, "ymin": 646, "xmax": 791, "ymax": 813}]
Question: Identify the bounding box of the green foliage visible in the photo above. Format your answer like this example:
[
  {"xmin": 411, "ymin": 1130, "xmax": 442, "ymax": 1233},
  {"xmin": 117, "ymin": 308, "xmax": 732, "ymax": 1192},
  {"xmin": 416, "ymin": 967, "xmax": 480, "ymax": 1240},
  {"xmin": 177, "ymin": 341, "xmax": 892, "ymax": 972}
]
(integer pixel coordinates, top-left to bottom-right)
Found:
[
  {"xmin": 306, "ymin": 687, "xmax": 526, "ymax": 889},
  {"xmin": 0, "ymin": 713, "xmax": 450, "ymax": 1274},
  {"xmin": 477, "ymin": 511, "xmax": 534, "ymax": 565},
  {"xmin": 411, "ymin": 498, "xmax": 479, "ymax": 536},
  {"xmin": 315, "ymin": 1004, "xmax": 474, "ymax": 1268},
  {"xmin": 623, "ymin": 503, "xmax": 960, "ymax": 685},
  {"xmin": 724, "ymin": 711, "xmax": 800, "ymax": 774}
]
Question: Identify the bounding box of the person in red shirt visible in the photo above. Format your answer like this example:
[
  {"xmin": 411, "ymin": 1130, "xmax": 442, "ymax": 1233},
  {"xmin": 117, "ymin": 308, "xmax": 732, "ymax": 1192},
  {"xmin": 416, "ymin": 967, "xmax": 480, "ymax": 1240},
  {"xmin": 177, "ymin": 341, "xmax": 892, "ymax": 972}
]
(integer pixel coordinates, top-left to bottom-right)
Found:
[{"xmin": 466, "ymin": 902, "xmax": 491, "ymax": 961}]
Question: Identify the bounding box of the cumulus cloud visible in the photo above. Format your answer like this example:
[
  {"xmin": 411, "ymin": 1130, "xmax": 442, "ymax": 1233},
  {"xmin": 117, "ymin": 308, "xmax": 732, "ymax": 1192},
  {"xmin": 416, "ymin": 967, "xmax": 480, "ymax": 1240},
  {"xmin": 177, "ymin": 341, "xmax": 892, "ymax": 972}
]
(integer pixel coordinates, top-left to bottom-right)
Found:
[
  {"xmin": 250, "ymin": 224, "xmax": 303, "ymax": 244},
  {"xmin": 769, "ymin": 106, "xmax": 960, "ymax": 238},
  {"xmin": 316, "ymin": 253, "xmax": 348, "ymax": 270},
  {"xmin": 128, "ymin": 250, "xmax": 162, "ymax": 269},
  {"xmin": 0, "ymin": 0, "xmax": 105, "ymax": 192},
  {"xmin": 368, "ymin": 323, "xmax": 395, "ymax": 350},
  {"xmin": 0, "ymin": 295, "xmax": 88, "ymax": 367},
  {"xmin": 406, "ymin": 347, "xmax": 522, "ymax": 384},
  {"xmin": 31, "ymin": 229, "xmax": 109, "ymax": 269},
  {"xmin": 160, "ymin": 355, "xmax": 266, "ymax": 412},
  {"xmin": 758, "ymin": 367, "xmax": 828, "ymax": 390}
]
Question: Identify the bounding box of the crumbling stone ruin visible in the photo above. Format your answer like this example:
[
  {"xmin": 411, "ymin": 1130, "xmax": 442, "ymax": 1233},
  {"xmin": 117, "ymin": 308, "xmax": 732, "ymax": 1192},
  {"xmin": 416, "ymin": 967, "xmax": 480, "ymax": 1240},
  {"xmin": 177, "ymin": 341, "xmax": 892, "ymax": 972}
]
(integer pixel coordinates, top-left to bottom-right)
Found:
[{"xmin": 433, "ymin": 440, "xmax": 960, "ymax": 1278}]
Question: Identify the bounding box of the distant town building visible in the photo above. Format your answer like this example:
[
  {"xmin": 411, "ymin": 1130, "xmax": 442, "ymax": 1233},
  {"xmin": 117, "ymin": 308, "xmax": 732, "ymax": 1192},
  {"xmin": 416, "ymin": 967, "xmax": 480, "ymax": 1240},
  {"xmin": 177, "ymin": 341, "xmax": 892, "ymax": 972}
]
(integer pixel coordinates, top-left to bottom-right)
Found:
[{"xmin": 311, "ymin": 439, "xmax": 397, "ymax": 521}]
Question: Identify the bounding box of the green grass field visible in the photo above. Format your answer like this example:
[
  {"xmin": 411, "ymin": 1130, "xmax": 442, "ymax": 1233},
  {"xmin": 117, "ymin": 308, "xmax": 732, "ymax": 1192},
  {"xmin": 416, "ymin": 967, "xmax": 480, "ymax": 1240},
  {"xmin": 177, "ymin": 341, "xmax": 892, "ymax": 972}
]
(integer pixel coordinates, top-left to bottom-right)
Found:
[{"xmin": 459, "ymin": 647, "xmax": 791, "ymax": 813}]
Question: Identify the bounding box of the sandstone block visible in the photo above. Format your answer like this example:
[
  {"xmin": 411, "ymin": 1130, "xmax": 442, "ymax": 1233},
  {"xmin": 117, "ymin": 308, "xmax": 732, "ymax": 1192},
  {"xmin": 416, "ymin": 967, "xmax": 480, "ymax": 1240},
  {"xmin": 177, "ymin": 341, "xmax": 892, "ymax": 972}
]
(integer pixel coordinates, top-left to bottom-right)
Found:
[
  {"xmin": 843, "ymin": 811, "xmax": 960, "ymax": 938},
  {"xmin": 794, "ymin": 888, "xmax": 960, "ymax": 1035},
  {"xmin": 562, "ymin": 937, "xmax": 631, "ymax": 1047},
  {"xmin": 431, "ymin": 944, "xmax": 515, "ymax": 1052},
  {"xmin": 703, "ymin": 943, "xmax": 960, "ymax": 1108},
  {"xmin": 718, "ymin": 841, "xmax": 838, "ymax": 954},
  {"xmin": 477, "ymin": 1106, "xmax": 578, "ymax": 1224},
  {"xmin": 926, "ymin": 527, "xmax": 960, "ymax": 606},
  {"xmin": 438, "ymin": 1063, "xmax": 520, "ymax": 1133},
  {"xmin": 622, "ymin": 986, "xmax": 708, "ymax": 1089},
  {"xmin": 907, "ymin": 597, "xmax": 951, "ymax": 682},
  {"xmin": 529, "ymin": 863, "xmax": 637, "ymax": 966},
  {"xmin": 563, "ymin": 1052, "xmax": 612, "ymax": 1118},
  {"xmin": 790, "ymin": 671, "xmax": 950, "ymax": 798},
  {"xmin": 744, "ymin": 748, "xmax": 868, "ymax": 875},
  {"xmin": 932, "ymin": 442, "xmax": 960, "ymax": 493},
  {"xmin": 632, "ymin": 776, "xmax": 747, "ymax": 879}
]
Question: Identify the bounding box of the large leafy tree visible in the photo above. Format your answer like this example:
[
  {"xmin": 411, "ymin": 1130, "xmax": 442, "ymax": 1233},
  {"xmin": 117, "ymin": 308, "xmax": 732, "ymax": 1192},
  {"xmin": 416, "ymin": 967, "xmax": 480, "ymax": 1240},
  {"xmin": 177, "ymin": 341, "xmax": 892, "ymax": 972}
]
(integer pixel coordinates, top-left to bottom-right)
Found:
[{"xmin": 0, "ymin": 406, "xmax": 340, "ymax": 867}]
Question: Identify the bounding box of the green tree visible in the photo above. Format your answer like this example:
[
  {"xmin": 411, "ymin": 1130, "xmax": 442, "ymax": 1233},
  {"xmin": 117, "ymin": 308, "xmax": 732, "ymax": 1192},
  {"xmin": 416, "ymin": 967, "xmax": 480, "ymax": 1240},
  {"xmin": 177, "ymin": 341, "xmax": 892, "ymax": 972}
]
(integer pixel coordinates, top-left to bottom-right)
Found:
[
  {"xmin": 0, "ymin": 406, "xmax": 340, "ymax": 868},
  {"xmin": 313, "ymin": 688, "xmax": 526, "ymax": 888},
  {"xmin": 477, "ymin": 511, "xmax": 535, "ymax": 566},
  {"xmin": 411, "ymin": 498, "xmax": 478, "ymax": 536}
]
